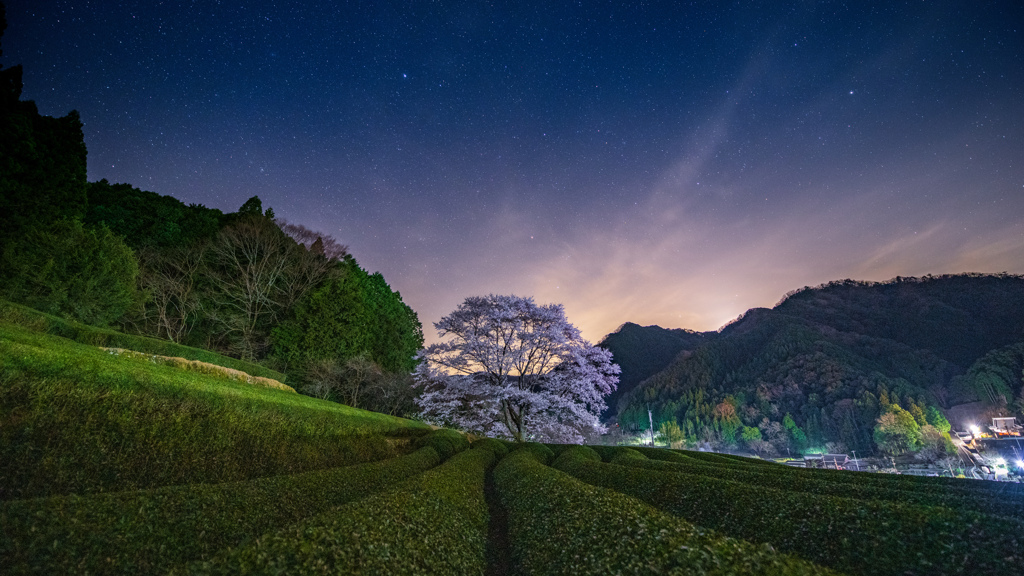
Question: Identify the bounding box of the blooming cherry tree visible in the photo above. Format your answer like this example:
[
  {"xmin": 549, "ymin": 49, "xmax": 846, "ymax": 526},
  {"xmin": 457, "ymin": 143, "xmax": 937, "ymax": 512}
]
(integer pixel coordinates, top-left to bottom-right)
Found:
[{"xmin": 414, "ymin": 294, "xmax": 619, "ymax": 443}]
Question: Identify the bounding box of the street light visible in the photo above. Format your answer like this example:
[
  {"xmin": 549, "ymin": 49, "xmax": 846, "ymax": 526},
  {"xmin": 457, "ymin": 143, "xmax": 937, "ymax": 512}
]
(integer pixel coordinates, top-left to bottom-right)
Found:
[{"xmin": 970, "ymin": 424, "xmax": 981, "ymax": 436}]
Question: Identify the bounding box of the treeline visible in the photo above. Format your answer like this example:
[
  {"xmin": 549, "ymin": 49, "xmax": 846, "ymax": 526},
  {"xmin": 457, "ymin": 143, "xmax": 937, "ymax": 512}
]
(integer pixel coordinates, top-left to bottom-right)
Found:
[
  {"xmin": 612, "ymin": 275, "xmax": 1024, "ymax": 457},
  {"xmin": 772, "ymin": 273, "xmax": 1024, "ymax": 368},
  {"xmin": 0, "ymin": 10, "xmax": 422, "ymax": 416}
]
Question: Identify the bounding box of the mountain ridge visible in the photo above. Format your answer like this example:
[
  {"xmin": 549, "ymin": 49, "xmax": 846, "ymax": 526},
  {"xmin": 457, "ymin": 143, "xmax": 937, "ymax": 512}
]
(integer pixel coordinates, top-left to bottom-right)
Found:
[{"xmin": 602, "ymin": 273, "xmax": 1024, "ymax": 455}]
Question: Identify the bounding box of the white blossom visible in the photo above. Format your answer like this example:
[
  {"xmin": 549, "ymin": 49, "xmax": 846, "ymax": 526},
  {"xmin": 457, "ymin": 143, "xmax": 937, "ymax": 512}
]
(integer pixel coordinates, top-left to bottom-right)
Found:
[{"xmin": 413, "ymin": 294, "xmax": 619, "ymax": 443}]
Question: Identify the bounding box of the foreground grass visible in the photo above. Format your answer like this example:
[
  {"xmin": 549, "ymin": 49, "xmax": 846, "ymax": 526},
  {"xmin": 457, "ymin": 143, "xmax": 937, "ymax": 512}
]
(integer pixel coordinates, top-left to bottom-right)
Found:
[
  {"xmin": 0, "ymin": 445, "xmax": 443, "ymax": 575},
  {"xmin": 186, "ymin": 439, "xmax": 497, "ymax": 576},
  {"xmin": 625, "ymin": 445, "xmax": 1024, "ymax": 518},
  {"xmin": 555, "ymin": 446, "xmax": 1024, "ymax": 576},
  {"xmin": 0, "ymin": 321, "xmax": 429, "ymax": 500},
  {"xmin": 497, "ymin": 444, "xmax": 837, "ymax": 575}
]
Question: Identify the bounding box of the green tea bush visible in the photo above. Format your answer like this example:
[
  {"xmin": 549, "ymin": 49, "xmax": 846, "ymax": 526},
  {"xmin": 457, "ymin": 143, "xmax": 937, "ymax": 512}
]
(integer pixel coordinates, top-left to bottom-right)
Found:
[
  {"xmin": 621, "ymin": 447, "xmax": 1024, "ymax": 518},
  {"xmin": 187, "ymin": 446, "xmax": 496, "ymax": 576},
  {"xmin": 655, "ymin": 448, "xmax": 757, "ymax": 467},
  {"xmin": 414, "ymin": 428, "xmax": 471, "ymax": 460},
  {"xmin": 472, "ymin": 437, "xmax": 510, "ymax": 458},
  {"xmin": 784, "ymin": 461, "xmax": 1024, "ymax": 497},
  {"xmin": 0, "ymin": 323, "xmax": 429, "ymax": 499},
  {"xmin": 495, "ymin": 445, "xmax": 837, "ymax": 575},
  {"xmin": 608, "ymin": 447, "xmax": 648, "ymax": 465},
  {"xmin": 0, "ymin": 298, "xmax": 284, "ymax": 381},
  {"xmin": 642, "ymin": 447, "xmax": 1024, "ymax": 499},
  {"xmin": 519, "ymin": 442, "xmax": 555, "ymax": 463},
  {"xmin": 554, "ymin": 446, "xmax": 1024, "ymax": 576},
  {"xmin": 585, "ymin": 444, "xmax": 634, "ymax": 462},
  {"xmin": 0, "ymin": 445, "xmax": 444, "ymax": 575},
  {"xmin": 717, "ymin": 453, "xmax": 777, "ymax": 467}
]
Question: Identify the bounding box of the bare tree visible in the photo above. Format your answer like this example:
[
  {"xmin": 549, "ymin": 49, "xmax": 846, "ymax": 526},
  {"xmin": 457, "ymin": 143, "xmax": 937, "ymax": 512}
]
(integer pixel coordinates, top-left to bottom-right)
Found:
[
  {"xmin": 207, "ymin": 216, "xmax": 291, "ymax": 359},
  {"xmin": 339, "ymin": 353, "xmax": 383, "ymax": 408},
  {"xmin": 275, "ymin": 220, "xmax": 348, "ymax": 309},
  {"xmin": 300, "ymin": 353, "xmax": 417, "ymax": 416},
  {"xmin": 137, "ymin": 243, "xmax": 207, "ymax": 343},
  {"xmin": 371, "ymin": 371, "xmax": 418, "ymax": 416},
  {"xmin": 302, "ymin": 358, "xmax": 346, "ymax": 400},
  {"xmin": 279, "ymin": 242, "xmax": 338, "ymax": 310},
  {"xmin": 277, "ymin": 220, "xmax": 348, "ymax": 261}
]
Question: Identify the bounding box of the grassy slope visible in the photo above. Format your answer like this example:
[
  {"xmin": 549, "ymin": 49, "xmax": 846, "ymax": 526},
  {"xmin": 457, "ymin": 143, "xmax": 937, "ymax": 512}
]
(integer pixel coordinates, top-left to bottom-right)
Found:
[
  {"xmin": 0, "ymin": 320, "xmax": 429, "ymax": 500},
  {"xmin": 0, "ymin": 298, "xmax": 285, "ymax": 381}
]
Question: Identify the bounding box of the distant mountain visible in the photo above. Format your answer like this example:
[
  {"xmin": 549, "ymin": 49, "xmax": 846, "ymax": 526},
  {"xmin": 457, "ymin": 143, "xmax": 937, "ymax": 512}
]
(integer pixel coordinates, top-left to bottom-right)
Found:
[
  {"xmin": 598, "ymin": 323, "xmax": 717, "ymax": 418},
  {"xmin": 610, "ymin": 274, "xmax": 1024, "ymax": 456}
]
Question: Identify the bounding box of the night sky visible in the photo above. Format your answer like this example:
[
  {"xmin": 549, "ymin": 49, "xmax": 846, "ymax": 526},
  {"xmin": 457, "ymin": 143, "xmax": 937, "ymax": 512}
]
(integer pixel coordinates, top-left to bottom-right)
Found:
[{"xmin": 5, "ymin": 1, "xmax": 1023, "ymax": 343}]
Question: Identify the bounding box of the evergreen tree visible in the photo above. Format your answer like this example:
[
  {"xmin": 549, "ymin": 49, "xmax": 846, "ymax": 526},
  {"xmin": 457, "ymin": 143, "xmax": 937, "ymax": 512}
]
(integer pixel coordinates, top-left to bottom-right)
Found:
[
  {"xmin": 0, "ymin": 13, "xmax": 87, "ymax": 246},
  {"xmin": 0, "ymin": 219, "xmax": 138, "ymax": 326},
  {"xmin": 925, "ymin": 406, "xmax": 952, "ymax": 434}
]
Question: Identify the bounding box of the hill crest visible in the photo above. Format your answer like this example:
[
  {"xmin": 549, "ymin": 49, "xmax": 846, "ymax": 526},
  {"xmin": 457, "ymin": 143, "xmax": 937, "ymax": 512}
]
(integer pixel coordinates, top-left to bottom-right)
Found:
[{"xmin": 607, "ymin": 273, "xmax": 1024, "ymax": 456}]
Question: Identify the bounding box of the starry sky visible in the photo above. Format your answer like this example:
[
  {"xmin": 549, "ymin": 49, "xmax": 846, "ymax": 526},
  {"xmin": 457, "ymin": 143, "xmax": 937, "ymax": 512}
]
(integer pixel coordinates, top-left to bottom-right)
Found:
[{"xmin": 5, "ymin": 1, "xmax": 1023, "ymax": 343}]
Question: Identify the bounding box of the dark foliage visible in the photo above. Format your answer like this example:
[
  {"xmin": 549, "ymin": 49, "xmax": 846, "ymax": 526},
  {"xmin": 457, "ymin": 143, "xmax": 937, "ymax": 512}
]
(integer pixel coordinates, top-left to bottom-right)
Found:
[
  {"xmin": 616, "ymin": 274, "xmax": 1024, "ymax": 455},
  {"xmin": 0, "ymin": 73, "xmax": 87, "ymax": 247},
  {"xmin": 85, "ymin": 179, "xmax": 225, "ymax": 249},
  {"xmin": 0, "ymin": 219, "xmax": 139, "ymax": 326},
  {"xmin": 598, "ymin": 322, "xmax": 716, "ymax": 417},
  {"xmin": 773, "ymin": 275, "xmax": 1024, "ymax": 368},
  {"xmin": 952, "ymin": 342, "xmax": 1024, "ymax": 410}
]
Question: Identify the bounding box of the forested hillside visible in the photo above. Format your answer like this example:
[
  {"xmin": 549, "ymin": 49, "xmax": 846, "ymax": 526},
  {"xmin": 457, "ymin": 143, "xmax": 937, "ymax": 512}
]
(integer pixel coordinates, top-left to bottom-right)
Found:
[
  {"xmin": 0, "ymin": 13, "xmax": 423, "ymax": 416},
  {"xmin": 597, "ymin": 322, "xmax": 717, "ymax": 417},
  {"xmin": 614, "ymin": 275, "xmax": 1024, "ymax": 457}
]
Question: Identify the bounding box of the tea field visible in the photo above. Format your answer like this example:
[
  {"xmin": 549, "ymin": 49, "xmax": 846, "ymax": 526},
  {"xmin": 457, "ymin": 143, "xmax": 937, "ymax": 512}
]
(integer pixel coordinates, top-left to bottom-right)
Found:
[{"xmin": 2, "ymin": 306, "xmax": 1022, "ymax": 575}]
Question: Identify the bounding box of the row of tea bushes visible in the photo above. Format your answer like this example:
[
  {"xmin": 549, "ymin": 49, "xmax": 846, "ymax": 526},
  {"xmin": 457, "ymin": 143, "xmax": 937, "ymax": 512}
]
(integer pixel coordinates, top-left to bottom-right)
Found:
[
  {"xmin": 496, "ymin": 444, "xmax": 838, "ymax": 576},
  {"xmin": 639, "ymin": 446, "xmax": 1024, "ymax": 499},
  {"xmin": 0, "ymin": 322, "xmax": 429, "ymax": 500},
  {"xmin": 554, "ymin": 446, "xmax": 1024, "ymax": 576},
  {"xmin": 0, "ymin": 440, "xmax": 452, "ymax": 575},
  {"xmin": 745, "ymin": 449, "xmax": 1024, "ymax": 495},
  {"xmin": 622, "ymin": 447, "xmax": 1024, "ymax": 518},
  {"xmin": 8, "ymin": 430, "xmax": 1021, "ymax": 575},
  {"xmin": 187, "ymin": 444, "xmax": 500, "ymax": 575},
  {"xmin": 413, "ymin": 428, "xmax": 473, "ymax": 459}
]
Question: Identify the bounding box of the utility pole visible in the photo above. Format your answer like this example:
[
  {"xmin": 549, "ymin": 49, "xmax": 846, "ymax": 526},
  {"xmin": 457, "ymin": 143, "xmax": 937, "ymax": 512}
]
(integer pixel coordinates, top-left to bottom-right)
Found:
[{"xmin": 648, "ymin": 404, "xmax": 655, "ymax": 447}]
